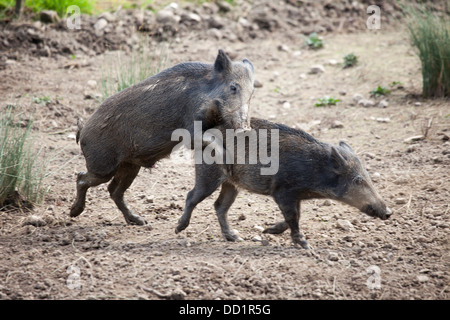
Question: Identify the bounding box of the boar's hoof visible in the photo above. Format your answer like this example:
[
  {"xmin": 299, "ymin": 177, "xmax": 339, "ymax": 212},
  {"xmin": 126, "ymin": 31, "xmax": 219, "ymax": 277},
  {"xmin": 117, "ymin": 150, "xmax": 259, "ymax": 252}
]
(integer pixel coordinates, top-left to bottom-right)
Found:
[
  {"xmin": 224, "ymin": 232, "xmax": 243, "ymax": 242},
  {"xmin": 262, "ymin": 221, "xmax": 289, "ymax": 234},
  {"xmin": 69, "ymin": 204, "xmax": 84, "ymax": 217},
  {"xmin": 124, "ymin": 214, "xmax": 147, "ymax": 226},
  {"xmin": 292, "ymin": 235, "xmax": 310, "ymax": 250}
]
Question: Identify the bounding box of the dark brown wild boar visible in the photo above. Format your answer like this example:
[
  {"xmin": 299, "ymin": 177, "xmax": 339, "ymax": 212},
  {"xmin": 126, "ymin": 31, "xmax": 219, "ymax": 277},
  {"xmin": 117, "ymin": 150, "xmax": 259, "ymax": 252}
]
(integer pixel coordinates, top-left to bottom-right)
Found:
[
  {"xmin": 70, "ymin": 50, "xmax": 255, "ymax": 226},
  {"xmin": 175, "ymin": 118, "xmax": 392, "ymax": 249}
]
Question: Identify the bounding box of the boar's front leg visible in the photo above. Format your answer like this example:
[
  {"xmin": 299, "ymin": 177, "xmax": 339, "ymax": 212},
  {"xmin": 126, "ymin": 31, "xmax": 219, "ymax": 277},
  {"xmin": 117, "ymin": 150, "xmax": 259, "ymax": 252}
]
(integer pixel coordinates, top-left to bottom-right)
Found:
[
  {"xmin": 214, "ymin": 182, "xmax": 241, "ymax": 242},
  {"xmin": 107, "ymin": 162, "xmax": 146, "ymax": 225},
  {"xmin": 273, "ymin": 195, "xmax": 309, "ymax": 249}
]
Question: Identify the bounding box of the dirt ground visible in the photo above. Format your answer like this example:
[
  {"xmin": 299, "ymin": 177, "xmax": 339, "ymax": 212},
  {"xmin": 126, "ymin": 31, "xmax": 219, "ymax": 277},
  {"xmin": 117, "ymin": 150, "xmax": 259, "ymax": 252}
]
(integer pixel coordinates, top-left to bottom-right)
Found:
[{"xmin": 0, "ymin": 1, "xmax": 449, "ymax": 300}]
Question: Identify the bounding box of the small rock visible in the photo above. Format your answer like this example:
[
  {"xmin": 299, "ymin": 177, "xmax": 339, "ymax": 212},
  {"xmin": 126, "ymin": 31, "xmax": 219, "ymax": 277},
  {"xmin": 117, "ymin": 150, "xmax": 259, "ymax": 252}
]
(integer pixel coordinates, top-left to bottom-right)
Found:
[
  {"xmin": 87, "ymin": 80, "xmax": 97, "ymax": 89},
  {"xmin": 321, "ymin": 199, "xmax": 333, "ymax": 206},
  {"xmin": 252, "ymin": 235, "xmax": 262, "ymax": 242},
  {"xmin": 358, "ymin": 99, "xmax": 375, "ymax": 107},
  {"xmin": 378, "ymin": 99, "xmax": 389, "ymax": 108},
  {"xmin": 404, "ymin": 135, "xmax": 425, "ymax": 144},
  {"xmin": 66, "ymin": 133, "xmax": 77, "ymax": 140},
  {"xmin": 278, "ymin": 44, "xmax": 290, "ymax": 52},
  {"xmin": 352, "ymin": 93, "xmax": 364, "ymax": 103},
  {"xmin": 217, "ymin": 0, "xmax": 233, "ymax": 12},
  {"xmin": 253, "ymin": 79, "xmax": 263, "ymax": 88},
  {"xmin": 417, "ymin": 275, "xmax": 429, "ymax": 283},
  {"xmin": 371, "ymin": 172, "xmax": 381, "ymax": 182},
  {"xmin": 282, "ymin": 101, "xmax": 291, "ymax": 109},
  {"xmin": 40, "ymin": 10, "xmax": 59, "ymax": 23},
  {"xmin": 253, "ymin": 225, "xmax": 264, "ymax": 232},
  {"xmin": 182, "ymin": 12, "xmax": 202, "ymax": 23},
  {"xmin": 331, "ymin": 120, "xmax": 344, "ymax": 129},
  {"xmin": 328, "ymin": 252, "xmax": 339, "ymax": 261},
  {"xmin": 309, "ymin": 64, "xmax": 325, "ymax": 74},
  {"xmin": 99, "ymin": 12, "xmax": 116, "ymax": 22},
  {"xmin": 156, "ymin": 10, "xmax": 180, "ymax": 25},
  {"xmin": 261, "ymin": 239, "xmax": 270, "ymax": 246},
  {"xmin": 406, "ymin": 144, "xmax": 418, "ymax": 153},
  {"xmin": 207, "ymin": 28, "xmax": 222, "ymax": 40},
  {"xmin": 238, "ymin": 213, "xmax": 246, "ymax": 221},
  {"xmin": 395, "ymin": 198, "xmax": 407, "ymax": 205},
  {"xmin": 94, "ymin": 18, "xmax": 108, "ymax": 33},
  {"xmin": 414, "ymin": 102, "xmax": 422, "ymax": 106},
  {"xmin": 23, "ymin": 215, "xmax": 47, "ymax": 227},
  {"xmin": 328, "ymin": 59, "xmax": 339, "ymax": 66},
  {"xmin": 376, "ymin": 117, "xmax": 391, "ymax": 123},
  {"xmin": 293, "ymin": 50, "xmax": 302, "ymax": 57},
  {"xmin": 336, "ymin": 219, "xmax": 353, "ymax": 231}
]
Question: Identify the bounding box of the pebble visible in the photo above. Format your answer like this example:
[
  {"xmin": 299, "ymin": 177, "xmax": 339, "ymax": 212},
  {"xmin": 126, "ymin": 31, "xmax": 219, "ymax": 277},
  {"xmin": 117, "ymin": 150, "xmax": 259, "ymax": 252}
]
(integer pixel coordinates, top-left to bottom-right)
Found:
[
  {"xmin": 371, "ymin": 172, "xmax": 381, "ymax": 182},
  {"xmin": 277, "ymin": 44, "xmax": 290, "ymax": 52},
  {"xmin": 331, "ymin": 120, "xmax": 344, "ymax": 129},
  {"xmin": 282, "ymin": 101, "xmax": 291, "ymax": 109},
  {"xmin": 253, "ymin": 79, "xmax": 263, "ymax": 88},
  {"xmin": 253, "ymin": 225, "xmax": 264, "ymax": 232},
  {"xmin": 352, "ymin": 93, "xmax": 363, "ymax": 102},
  {"xmin": 87, "ymin": 80, "xmax": 97, "ymax": 89},
  {"xmin": 327, "ymin": 252, "xmax": 339, "ymax": 261},
  {"xmin": 22, "ymin": 215, "xmax": 47, "ymax": 227},
  {"xmin": 404, "ymin": 135, "xmax": 425, "ymax": 144},
  {"xmin": 309, "ymin": 65, "xmax": 325, "ymax": 74},
  {"xmin": 417, "ymin": 275, "xmax": 429, "ymax": 283},
  {"xmin": 94, "ymin": 18, "xmax": 108, "ymax": 32},
  {"xmin": 336, "ymin": 219, "xmax": 353, "ymax": 231},
  {"xmin": 395, "ymin": 198, "xmax": 407, "ymax": 205},
  {"xmin": 40, "ymin": 10, "xmax": 59, "ymax": 24},
  {"xmin": 252, "ymin": 235, "xmax": 262, "ymax": 242},
  {"xmin": 378, "ymin": 99, "xmax": 389, "ymax": 108},
  {"xmin": 358, "ymin": 99, "xmax": 375, "ymax": 107}
]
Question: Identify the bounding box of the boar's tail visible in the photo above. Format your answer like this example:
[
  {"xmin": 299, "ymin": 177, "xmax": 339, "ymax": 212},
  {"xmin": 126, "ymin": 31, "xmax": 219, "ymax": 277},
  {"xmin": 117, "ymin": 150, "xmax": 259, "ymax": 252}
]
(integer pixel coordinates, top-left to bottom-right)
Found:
[{"xmin": 76, "ymin": 117, "xmax": 84, "ymax": 144}]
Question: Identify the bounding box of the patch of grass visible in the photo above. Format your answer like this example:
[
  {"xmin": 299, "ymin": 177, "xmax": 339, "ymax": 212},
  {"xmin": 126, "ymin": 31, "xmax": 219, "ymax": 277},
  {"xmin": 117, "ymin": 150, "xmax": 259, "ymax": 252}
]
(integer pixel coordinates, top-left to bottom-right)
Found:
[
  {"xmin": 315, "ymin": 97, "xmax": 340, "ymax": 107},
  {"xmin": 343, "ymin": 53, "xmax": 358, "ymax": 68},
  {"xmin": 0, "ymin": 107, "xmax": 48, "ymax": 208},
  {"xmin": 100, "ymin": 38, "xmax": 170, "ymax": 101},
  {"xmin": 32, "ymin": 96, "xmax": 51, "ymax": 106},
  {"xmin": 404, "ymin": 5, "xmax": 450, "ymax": 98},
  {"xmin": 304, "ymin": 32, "xmax": 324, "ymax": 50},
  {"xmin": 0, "ymin": 0, "xmax": 94, "ymax": 18},
  {"xmin": 370, "ymin": 86, "xmax": 391, "ymax": 97}
]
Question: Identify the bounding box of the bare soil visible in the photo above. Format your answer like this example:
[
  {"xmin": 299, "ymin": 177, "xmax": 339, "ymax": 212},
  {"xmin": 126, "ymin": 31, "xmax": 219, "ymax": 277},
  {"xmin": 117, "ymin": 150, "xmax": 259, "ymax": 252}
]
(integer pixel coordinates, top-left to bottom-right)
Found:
[{"xmin": 0, "ymin": 1, "xmax": 449, "ymax": 300}]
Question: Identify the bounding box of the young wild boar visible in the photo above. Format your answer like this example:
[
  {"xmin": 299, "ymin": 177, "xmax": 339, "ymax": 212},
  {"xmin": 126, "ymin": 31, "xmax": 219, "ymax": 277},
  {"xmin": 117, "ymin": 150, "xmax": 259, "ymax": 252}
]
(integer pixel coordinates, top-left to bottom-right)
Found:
[
  {"xmin": 175, "ymin": 118, "xmax": 392, "ymax": 249},
  {"xmin": 70, "ymin": 50, "xmax": 255, "ymax": 226}
]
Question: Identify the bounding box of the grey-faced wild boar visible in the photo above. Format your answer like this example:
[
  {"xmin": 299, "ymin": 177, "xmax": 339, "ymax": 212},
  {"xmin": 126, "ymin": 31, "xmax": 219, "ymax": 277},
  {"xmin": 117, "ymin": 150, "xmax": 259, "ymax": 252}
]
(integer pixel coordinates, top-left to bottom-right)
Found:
[
  {"xmin": 175, "ymin": 118, "xmax": 392, "ymax": 249},
  {"xmin": 70, "ymin": 50, "xmax": 255, "ymax": 226}
]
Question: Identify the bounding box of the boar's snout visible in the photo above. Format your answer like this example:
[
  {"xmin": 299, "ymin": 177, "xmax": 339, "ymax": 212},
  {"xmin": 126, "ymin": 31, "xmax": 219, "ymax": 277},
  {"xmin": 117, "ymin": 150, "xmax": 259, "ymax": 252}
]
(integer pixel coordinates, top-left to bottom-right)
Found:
[{"xmin": 362, "ymin": 203, "xmax": 393, "ymax": 220}]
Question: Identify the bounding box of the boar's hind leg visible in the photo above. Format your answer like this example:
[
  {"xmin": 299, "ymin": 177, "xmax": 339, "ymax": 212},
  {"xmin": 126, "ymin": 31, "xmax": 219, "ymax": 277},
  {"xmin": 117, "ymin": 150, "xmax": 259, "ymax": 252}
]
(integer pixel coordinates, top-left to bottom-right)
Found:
[
  {"xmin": 214, "ymin": 182, "xmax": 241, "ymax": 242},
  {"xmin": 70, "ymin": 171, "xmax": 112, "ymax": 217},
  {"xmin": 107, "ymin": 162, "xmax": 146, "ymax": 225},
  {"xmin": 274, "ymin": 197, "xmax": 310, "ymax": 249}
]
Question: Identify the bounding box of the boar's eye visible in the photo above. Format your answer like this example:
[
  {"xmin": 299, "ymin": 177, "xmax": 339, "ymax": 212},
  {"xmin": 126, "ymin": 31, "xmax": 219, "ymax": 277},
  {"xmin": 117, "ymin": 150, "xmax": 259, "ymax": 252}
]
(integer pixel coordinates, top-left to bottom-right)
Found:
[
  {"xmin": 230, "ymin": 84, "xmax": 237, "ymax": 93},
  {"xmin": 354, "ymin": 176, "xmax": 364, "ymax": 185}
]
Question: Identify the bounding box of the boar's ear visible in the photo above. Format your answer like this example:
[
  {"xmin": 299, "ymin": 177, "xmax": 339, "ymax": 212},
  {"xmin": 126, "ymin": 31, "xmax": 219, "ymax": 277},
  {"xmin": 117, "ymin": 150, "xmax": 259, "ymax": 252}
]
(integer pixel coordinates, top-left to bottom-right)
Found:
[
  {"xmin": 331, "ymin": 146, "xmax": 347, "ymax": 172},
  {"xmin": 214, "ymin": 49, "xmax": 232, "ymax": 75},
  {"xmin": 339, "ymin": 141, "xmax": 354, "ymax": 153},
  {"xmin": 242, "ymin": 58, "xmax": 254, "ymax": 74}
]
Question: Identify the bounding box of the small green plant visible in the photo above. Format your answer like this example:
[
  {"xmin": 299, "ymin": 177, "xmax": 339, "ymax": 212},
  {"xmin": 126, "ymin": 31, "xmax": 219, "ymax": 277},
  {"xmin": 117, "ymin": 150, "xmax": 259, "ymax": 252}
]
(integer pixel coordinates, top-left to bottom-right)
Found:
[
  {"xmin": 404, "ymin": 5, "xmax": 449, "ymax": 98},
  {"xmin": 305, "ymin": 32, "xmax": 323, "ymax": 50},
  {"xmin": 343, "ymin": 53, "xmax": 358, "ymax": 68},
  {"xmin": 0, "ymin": 108, "xmax": 48, "ymax": 208},
  {"xmin": 370, "ymin": 86, "xmax": 391, "ymax": 97},
  {"xmin": 100, "ymin": 39, "xmax": 170, "ymax": 101},
  {"xmin": 32, "ymin": 96, "xmax": 51, "ymax": 105},
  {"xmin": 315, "ymin": 97, "xmax": 340, "ymax": 107}
]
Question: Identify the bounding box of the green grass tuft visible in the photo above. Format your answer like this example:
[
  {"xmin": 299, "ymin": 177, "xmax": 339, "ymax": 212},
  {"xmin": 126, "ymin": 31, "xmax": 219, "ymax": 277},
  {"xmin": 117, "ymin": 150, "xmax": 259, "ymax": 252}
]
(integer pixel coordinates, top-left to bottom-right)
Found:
[
  {"xmin": 404, "ymin": 5, "xmax": 450, "ymax": 98},
  {"xmin": 0, "ymin": 107, "xmax": 48, "ymax": 208}
]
